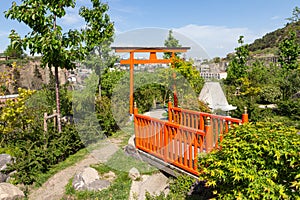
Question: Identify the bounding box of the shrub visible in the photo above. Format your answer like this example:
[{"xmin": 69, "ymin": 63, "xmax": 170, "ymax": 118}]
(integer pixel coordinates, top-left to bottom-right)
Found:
[{"xmin": 198, "ymin": 122, "xmax": 300, "ymax": 199}]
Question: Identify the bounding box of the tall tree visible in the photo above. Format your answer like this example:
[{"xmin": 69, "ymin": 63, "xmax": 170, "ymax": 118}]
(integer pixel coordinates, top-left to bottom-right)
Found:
[
  {"xmin": 286, "ymin": 6, "xmax": 300, "ymax": 23},
  {"xmin": 4, "ymin": 30, "xmax": 24, "ymax": 58},
  {"xmin": 278, "ymin": 31, "xmax": 300, "ymax": 71},
  {"xmin": 5, "ymin": 0, "xmax": 114, "ymax": 132},
  {"xmin": 226, "ymin": 36, "xmax": 249, "ymax": 85},
  {"xmin": 164, "ymin": 30, "xmax": 182, "ymax": 58},
  {"xmin": 82, "ymin": 38, "xmax": 118, "ymax": 97}
]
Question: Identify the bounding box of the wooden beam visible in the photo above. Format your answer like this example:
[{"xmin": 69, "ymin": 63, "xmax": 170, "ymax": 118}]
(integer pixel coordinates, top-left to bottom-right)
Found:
[{"xmin": 112, "ymin": 47, "xmax": 190, "ymax": 53}]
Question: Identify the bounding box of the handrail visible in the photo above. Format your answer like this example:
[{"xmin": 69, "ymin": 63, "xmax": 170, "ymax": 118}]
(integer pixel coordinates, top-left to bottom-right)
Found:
[
  {"xmin": 133, "ymin": 102, "xmax": 248, "ymax": 176},
  {"xmin": 134, "ymin": 113, "xmax": 205, "ymax": 176}
]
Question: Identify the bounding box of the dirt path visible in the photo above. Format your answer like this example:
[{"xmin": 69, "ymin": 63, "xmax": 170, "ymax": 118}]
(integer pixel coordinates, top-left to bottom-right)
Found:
[{"xmin": 28, "ymin": 140, "xmax": 120, "ymax": 200}]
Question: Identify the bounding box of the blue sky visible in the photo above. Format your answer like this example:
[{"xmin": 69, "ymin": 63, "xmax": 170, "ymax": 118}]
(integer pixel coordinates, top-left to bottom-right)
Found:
[{"xmin": 0, "ymin": 0, "xmax": 299, "ymax": 58}]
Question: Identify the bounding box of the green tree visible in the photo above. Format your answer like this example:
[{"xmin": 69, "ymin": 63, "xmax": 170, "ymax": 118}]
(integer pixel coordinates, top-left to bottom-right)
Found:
[
  {"xmin": 278, "ymin": 31, "xmax": 300, "ymax": 71},
  {"xmin": 164, "ymin": 30, "xmax": 182, "ymax": 59},
  {"xmin": 226, "ymin": 36, "xmax": 249, "ymax": 85},
  {"xmin": 4, "ymin": 30, "xmax": 24, "ymax": 58},
  {"xmin": 5, "ymin": 0, "xmax": 114, "ymax": 132},
  {"xmin": 286, "ymin": 6, "xmax": 300, "ymax": 23},
  {"xmin": 82, "ymin": 38, "xmax": 118, "ymax": 97},
  {"xmin": 158, "ymin": 58, "xmax": 204, "ymax": 110}
]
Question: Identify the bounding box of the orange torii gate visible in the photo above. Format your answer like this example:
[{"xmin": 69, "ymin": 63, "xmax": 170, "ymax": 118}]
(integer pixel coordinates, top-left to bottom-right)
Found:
[{"xmin": 112, "ymin": 47, "xmax": 190, "ymax": 114}]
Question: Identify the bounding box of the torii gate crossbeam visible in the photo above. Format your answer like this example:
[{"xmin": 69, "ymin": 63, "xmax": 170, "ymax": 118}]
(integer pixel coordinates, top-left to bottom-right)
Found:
[{"xmin": 112, "ymin": 47, "xmax": 190, "ymax": 114}]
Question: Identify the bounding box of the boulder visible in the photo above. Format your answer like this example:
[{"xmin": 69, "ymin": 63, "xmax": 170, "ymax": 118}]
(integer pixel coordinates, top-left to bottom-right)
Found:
[
  {"xmin": 124, "ymin": 145, "xmax": 141, "ymax": 160},
  {"xmin": 128, "ymin": 167, "xmax": 140, "ymax": 181},
  {"xmin": 0, "ymin": 183, "xmax": 24, "ymax": 200},
  {"xmin": 72, "ymin": 167, "xmax": 112, "ymax": 191},
  {"xmin": 0, "ymin": 154, "xmax": 13, "ymax": 183}
]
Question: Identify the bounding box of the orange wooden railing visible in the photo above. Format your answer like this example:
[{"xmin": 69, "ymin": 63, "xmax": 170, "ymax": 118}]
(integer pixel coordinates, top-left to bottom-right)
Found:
[
  {"xmin": 133, "ymin": 102, "xmax": 248, "ymax": 176},
  {"xmin": 168, "ymin": 101, "xmax": 248, "ymax": 151},
  {"xmin": 134, "ymin": 106, "xmax": 205, "ymax": 176}
]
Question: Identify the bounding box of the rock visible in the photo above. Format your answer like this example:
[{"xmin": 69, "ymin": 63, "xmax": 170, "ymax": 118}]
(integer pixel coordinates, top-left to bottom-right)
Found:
[
  {"xmin": 128, "ymin": 135, "xmax": 136, "ymax": 147},
  {"xmin": 87, "ymin": 179, "xmax": 110, "ymax": 191},
  {"xmin": 102, "ymin": 171, "xmax": 116, "ymax": 182},
  {"xmin": 129, "ymin": 172, "xmax": 169, "ymax": 200},
  {"xmin": 0, "ymin": 154, "xmax": 13, "ymax": 183},
  {"xmin": 124, "ymin": 145, "xmax": 142, "ymax": 160},
  {"xmin": 128, "ymin": 167, "xmax": 140, "ymax": 181},
  {"xmin": 0, "ymin": 182, "xmax": 25, "ymax": 200},
  {"xmin": 72, "ymin": 167, "xmax": 112, "ymax": 191}
]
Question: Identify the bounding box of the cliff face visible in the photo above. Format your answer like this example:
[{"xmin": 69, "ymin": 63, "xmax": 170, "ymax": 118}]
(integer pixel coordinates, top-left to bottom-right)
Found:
[{"xmin": 0, "ymin": 60, "xmax": 67, "ymax": 94}]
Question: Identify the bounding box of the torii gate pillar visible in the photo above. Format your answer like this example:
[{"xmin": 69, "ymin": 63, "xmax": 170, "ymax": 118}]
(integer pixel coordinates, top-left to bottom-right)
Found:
[{"xmin": 112, "ymin": 47, "xmax": 190, "ymax": 114}]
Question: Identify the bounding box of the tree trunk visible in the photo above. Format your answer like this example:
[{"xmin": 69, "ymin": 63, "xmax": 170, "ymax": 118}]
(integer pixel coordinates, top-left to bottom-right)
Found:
[{"xmin": 55, "ymin": 66, "xmax": 62, "ymax": 133}]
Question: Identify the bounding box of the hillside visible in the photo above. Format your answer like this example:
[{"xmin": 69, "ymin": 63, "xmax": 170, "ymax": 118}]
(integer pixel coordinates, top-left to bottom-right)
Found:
[
  {"xmin": 248, "ymin": 20, "xmax": 300, "ymax": 53},
  {"xmin": 0, "ymin": 59, "xmax": 67, "ymax": 94}
]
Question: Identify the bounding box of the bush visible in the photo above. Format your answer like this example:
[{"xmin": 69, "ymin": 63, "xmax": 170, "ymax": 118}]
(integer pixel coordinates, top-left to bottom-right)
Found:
[
  {"xmin": 277, "ymin": 99, "xmax": 300, "ymax": 120},
  {"xmin": 5, "ymin": 125, "xmax": 83, "ymax": 185},
  {"xmin": 198, "ymin": 122, "xmax": 300, "ymax": 199},
  {"xmin": 0, "ymin": 89, "xmax": 83, "ymax": 185}
]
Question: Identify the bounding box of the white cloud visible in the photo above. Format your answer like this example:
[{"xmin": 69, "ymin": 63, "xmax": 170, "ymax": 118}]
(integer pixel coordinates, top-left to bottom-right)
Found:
[
  {"xmin": 61, "ymin": 13, "xmax": 81, "ymax": 25},
  {"xmin": 174, "ymin": 24, "xmax": 266, "ymax": 58},
  {"xmin": 271, "ymin": 16, "xmax": 280, "ymax": 20}
]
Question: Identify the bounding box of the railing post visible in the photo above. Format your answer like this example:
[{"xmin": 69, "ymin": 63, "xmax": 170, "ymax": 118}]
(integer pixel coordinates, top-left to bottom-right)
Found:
[
  {"xmin": 134, "ymin": 101, "xmax": 138, "ymax": 115},
  {"xmin": 205, "ymin": 116, "xmax": 214, "ymax": 153},
  {"xmin": 168, "ymin": 96, "xmax": 172, "ymax": 122},
  {"xmin": 134, "ymin": 102, "xmax": 139, "ymax": 147},
  {"xmin": 242, "ymin": 107, "xmax": 248, "ymax": 124}
]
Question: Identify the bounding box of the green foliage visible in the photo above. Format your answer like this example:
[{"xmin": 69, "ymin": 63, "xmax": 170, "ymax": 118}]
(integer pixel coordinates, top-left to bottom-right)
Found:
[
  {"xmin": 4, "ymin": 30, "xmax": 24, "ymax": 58},
  {"xmin": 278, "ymin": 69, "xmax": 300, "ymax": 100},
  {"xmin": 0, "ymin": 88, "xmax": 36, "ymax": 135},
  {"xmin": 164, "ymin": 30, "xmax": 182, "ymax": 58},
  {"xmin": 198, "ymin": 122, "xmax": 300, "ymax": 199},
  {"xmin": 95, "ymin": 96, "xmax": 118, "ymax": 136},
  {"xmin": 0, "ymin": 88, "xmax": 83, "ymax": 185},
  {"xmin": 168, "ymin": 175, "xmax": 194, "ymax": 197},
  {"xmin": 286, "ymin": 6, "xmax": 300, "ymax": 23},
  {"xmin": 6, "ymin": 125, "xmax": 83, "ymax": 185},
  {"xmin": 248, "ymin": 17, "xmax": 300, "ymax": 52},
  {"xmin": 277, "ymin": 99, "xmax": 300, "ymax": 120},
  {"xmin": 101, "ymin": 69, "xmax": 126, "ymax": 99},
  {"xmin": 278, "ymin": 31, "xmax": 300, "ymax": 71},
  {"xmin": 5, "ymin": 0, "xmax": 114, "ymax": 70},
  {"xmin": 5, "ymin": 0, "xmax": 114, "ymax": 131},
  {"xmin": 226, "ymin": 36, "xmax": 249, "ymax": 85}
]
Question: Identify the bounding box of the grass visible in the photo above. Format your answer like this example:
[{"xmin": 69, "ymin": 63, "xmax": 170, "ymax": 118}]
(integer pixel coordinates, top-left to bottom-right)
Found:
[
  {"xmin": 64, "ymin": 163, "xmax": 132, "ymax": 200},
  {"xmin": 63, "ymin": 148, "xmax": 158, "ymax": 199},
  {"xmin": 33, "ymin": 126, "xmax": 133, "ymax": 188}
]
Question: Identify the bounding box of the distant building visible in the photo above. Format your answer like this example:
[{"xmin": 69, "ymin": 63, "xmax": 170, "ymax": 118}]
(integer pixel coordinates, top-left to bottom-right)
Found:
[{"xmin": 200, "ymin": 72, "xmax": 227, "ymax": 80}]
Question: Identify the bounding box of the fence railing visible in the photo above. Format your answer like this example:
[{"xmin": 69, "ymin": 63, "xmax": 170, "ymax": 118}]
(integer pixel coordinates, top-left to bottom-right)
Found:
[
  {"xmin": 168, "ymin": 101, "xmax": 248, "ymax": 151},
  {"xmin": 134, "ymin": 102, "xmax": 248, "ymax": 176},
  {"xmin": 134, "ymin": 107, "xmax": 206, "ymax": 176}
]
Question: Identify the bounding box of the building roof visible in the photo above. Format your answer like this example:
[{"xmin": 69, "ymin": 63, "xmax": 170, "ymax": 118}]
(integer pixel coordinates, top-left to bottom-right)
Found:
[{"xmin": 198, "ymin": 82, "xmax": 236, "ymax": 112}]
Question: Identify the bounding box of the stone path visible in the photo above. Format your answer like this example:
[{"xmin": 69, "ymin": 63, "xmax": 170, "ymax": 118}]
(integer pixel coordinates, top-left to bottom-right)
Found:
[{"xmin": 28, "ymin": 140, "xmax": 119, "ymax": 200}]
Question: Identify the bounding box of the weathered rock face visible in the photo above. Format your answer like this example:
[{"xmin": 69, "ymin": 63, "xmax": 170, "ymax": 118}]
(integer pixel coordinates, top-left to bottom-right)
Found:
[
  {"xmin": 0, "ymin": 154, "xmax": 13, "ymax": 183},
  {"xmin": 72, "ymin": 167, "xmax": 111, "ymax": 191},
  {"xmin": 0, "ymin": 183, "xmax": 24, "ymax": 200}
]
